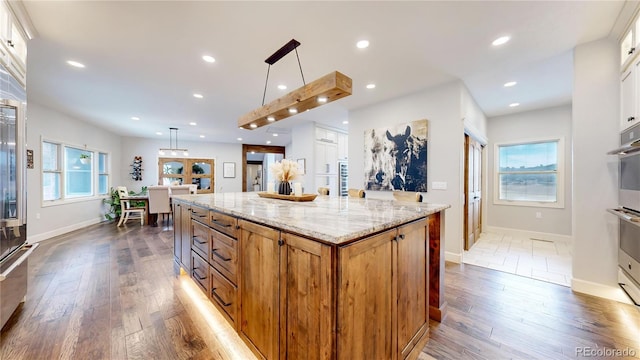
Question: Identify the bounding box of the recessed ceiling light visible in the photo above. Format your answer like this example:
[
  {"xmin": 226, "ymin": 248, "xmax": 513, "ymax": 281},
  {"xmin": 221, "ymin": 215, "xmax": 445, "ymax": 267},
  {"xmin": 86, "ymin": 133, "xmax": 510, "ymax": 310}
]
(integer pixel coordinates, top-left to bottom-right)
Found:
[
  {"xmin": 250, "ymin": 124, "xmax": 258, "ymax": 129},
  {"xmin": 156, "ymin": 132, "xmax": 163, "ymax": 135},
  {"xmin": 131, "ymin": 116, "xmax": 140, "ymax": 121},
  {"xmin": 492, "ymin": 36, "xmax": 510, "ymax": 46},
  {"xmin": 356, "ymin": 40, "xmax": 370, "ymax": 49},
  {"xmin": 278, "ymin": 84, "xmax": 287, "ymax": 90},
  {"xmin": 237, "ymin": 137, "xmax": 243, "ymax": 141},
  {"xmin": 342, "ymin": 120, "xmax": 349, "ymax": 125},
  {"xmin": 193, "ymin": 93, "xmax": 203, "ymax": 99},
  {"xmin": 189, "ymin": 122, "xmax": 197, "ymax": 126},
  {"xmin": 199, "ymin": 135, "xmax": 205, "ymax": 138},
  {"xmin": 317, "ymin": 96, "xmax": 328, "ymax": 103},
  {"xmin": 202, "ymin": 55, "xmax": 215, "ymax": 63},
  {"xmin": 250, "ymin": 151, "xmax": 255, "ymax": 154},
  {"xmin": 266, "ymin": 140, "xmax": 271, "ymax": 144},
  {"xmin": 504, "ymin": 81, "xmax": 517, "ymax": 87},
  {"xmin": 273, "ymin": 133, "xmax": 278, "ymax": 137},
  {"xmin": 267, "ymin": 116, "xmax": 275, "ymax": 122},
  {"xmin": 66, "ymin": 60, "xmax": 85, "ymax": 68},
  {"xmin": 288, "ymin": 108, "xmax": 297, "ymax": 114},
  {"xmin": 509, "ymin": 102, "xmax": 520, "ymax": 107},
  {"xmin": 366, "ymin": 83, "xmax": 376, "ymax": 89}
]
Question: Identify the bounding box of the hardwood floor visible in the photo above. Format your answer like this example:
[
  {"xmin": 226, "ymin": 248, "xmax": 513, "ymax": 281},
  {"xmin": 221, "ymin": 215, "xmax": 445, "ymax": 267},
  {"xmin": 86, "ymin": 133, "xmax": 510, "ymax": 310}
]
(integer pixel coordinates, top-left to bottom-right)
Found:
[{"xmin": 1, "ymin": 223, "xmax": 638, "ymax": 359}]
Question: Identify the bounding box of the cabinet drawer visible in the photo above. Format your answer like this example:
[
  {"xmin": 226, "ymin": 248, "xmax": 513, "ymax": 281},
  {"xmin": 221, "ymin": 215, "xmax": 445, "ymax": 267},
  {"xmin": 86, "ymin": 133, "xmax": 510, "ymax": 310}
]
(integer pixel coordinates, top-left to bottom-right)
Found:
[
  {"xmin": 209, "ymin": 210, "xmax": 238, "ymax": 239},
  {"xmin": 192, "ymin": 221, "xmax": 210, "ymax": 259},
  {"xmin": 210, "ymin": 265, "xmax": 237, "ymax": 323},
  {"xmin": 210, "ymin": 230, "xmax": 238, "ymax": 284},
  {"xmin": 191, "ymin": 251, "xmax": 210, "ymax": 294},
  {"xmin": 190, "ymin": 205, "xmax": 210, "ymax": 225}
]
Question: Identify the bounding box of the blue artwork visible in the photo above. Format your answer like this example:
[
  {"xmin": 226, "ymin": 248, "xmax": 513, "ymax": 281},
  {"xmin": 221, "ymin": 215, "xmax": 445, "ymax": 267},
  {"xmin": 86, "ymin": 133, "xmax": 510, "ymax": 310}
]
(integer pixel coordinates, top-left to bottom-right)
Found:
[{"xmin": 364, "ymin": 120, "xmax": 428, "ymax": 192}]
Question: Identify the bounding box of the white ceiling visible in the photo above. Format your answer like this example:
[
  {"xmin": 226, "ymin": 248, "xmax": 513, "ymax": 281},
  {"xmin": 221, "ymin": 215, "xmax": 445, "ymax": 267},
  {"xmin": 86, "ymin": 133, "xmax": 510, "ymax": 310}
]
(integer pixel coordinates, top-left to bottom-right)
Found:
[{"xmin": 22, "ymin": 1, "xmax": 628, "ymax": 146}]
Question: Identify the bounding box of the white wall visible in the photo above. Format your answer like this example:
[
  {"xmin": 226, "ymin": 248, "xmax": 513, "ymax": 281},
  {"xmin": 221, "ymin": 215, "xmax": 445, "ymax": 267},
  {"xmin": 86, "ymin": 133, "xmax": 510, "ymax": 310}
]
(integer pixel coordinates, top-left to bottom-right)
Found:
[
  {"xmin": 461, "ymin": 86, "xmax": 488, "ymax": 143},
  {"xmin": 120, "ymin": 136, "xmax": 243, "ymax": 193},
  {"xmin": 487, "ymin": 105, "xmax": 573, "ymax": 237},
  {"xmin": 26, "ymin": 103, "xmax": 123, "ymax": 242},
  {"xmin": 349, "ymin": 81, "xmax": 468, "ymax": 261},
  {"xmin": 572, "ymin": 38, "xmax": 622, "ymax": 298},
  {"xmin": 288, "ymin": 121, "xmax": 315, "ymax": 193}
]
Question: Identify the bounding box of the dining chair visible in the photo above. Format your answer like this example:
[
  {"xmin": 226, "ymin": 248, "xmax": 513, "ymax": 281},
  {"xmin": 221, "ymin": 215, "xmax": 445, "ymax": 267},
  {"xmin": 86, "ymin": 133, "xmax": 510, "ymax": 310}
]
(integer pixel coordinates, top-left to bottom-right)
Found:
[
  {"xmin": 148, "ymin": 186, "xmax": 171, "ymax": 226},
  {"xmin": 116, "ymin": 186, "xmax": 145, "ymax": 226},
  {"xmin": 392, "ymin": 191, "xmax": 423, "ymax": 202},
  {"xmin": 317, "ymin": 187, "xmax": 330, "ymax": 196},
  {"xmin": 347, "ymin": 188, "xmax": 366, "ymax": 198}
]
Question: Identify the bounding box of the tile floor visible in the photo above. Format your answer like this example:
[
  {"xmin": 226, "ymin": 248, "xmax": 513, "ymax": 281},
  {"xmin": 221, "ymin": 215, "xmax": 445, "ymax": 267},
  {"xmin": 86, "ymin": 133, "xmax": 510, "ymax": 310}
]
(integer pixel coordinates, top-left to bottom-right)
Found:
[{"xmin": 463, "ymin": 232, "xmax": 572, "ymax": 287}]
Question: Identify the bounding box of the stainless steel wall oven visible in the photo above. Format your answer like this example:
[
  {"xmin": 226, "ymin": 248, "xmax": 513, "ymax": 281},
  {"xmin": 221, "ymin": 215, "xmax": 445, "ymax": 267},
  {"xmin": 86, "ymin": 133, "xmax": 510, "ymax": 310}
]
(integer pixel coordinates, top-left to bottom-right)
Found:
[{"xmin": 608, "ymin": 123, "xmax": 640, "ymax": 305}]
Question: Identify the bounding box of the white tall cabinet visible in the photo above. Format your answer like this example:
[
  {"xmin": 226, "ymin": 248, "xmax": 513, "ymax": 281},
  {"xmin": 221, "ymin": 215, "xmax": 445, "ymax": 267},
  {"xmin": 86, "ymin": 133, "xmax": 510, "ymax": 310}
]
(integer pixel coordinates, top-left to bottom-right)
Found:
[
  {"xmin": 620, "ymin": 13, "xmax": 640, "ymax": 131},
  {"xmin": 314, "ymin": 126, "xmax": 347, "ymax": 195}
]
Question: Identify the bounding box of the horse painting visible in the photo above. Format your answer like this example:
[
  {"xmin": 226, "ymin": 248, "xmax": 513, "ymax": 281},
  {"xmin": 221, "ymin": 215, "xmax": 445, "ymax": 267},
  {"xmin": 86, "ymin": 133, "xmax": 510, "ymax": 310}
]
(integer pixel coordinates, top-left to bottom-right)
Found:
[{"xmin": 364, "ymin": 120, "xmax": 428, "ymax": 192}]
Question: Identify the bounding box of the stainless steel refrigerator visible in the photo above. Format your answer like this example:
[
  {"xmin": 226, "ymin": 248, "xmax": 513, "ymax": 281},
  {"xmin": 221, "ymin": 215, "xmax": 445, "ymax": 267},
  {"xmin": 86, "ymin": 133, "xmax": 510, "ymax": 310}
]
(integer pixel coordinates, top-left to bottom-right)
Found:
[{"xmin": 0, "ymin": 65, "xmax": 36, "ymax": 330}]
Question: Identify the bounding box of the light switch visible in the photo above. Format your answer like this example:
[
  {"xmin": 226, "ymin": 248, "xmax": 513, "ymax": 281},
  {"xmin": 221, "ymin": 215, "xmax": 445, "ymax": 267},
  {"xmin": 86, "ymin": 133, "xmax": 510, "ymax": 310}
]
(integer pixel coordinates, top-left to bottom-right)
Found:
[{"xmin": 432, "ymin": 181, "xmax": 447, "ymax": 190}]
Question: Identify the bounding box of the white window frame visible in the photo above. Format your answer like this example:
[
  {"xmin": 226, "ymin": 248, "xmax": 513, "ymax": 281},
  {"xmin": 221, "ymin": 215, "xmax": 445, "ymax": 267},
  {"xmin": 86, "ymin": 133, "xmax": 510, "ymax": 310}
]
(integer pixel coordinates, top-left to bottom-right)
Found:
[
  {"xmin": 41, "ymin": 137, "xmax": 111, "ymax": 207},
  {"xmin": 493, "ymin": 137, "xmax": 565, "ymax": 208}
]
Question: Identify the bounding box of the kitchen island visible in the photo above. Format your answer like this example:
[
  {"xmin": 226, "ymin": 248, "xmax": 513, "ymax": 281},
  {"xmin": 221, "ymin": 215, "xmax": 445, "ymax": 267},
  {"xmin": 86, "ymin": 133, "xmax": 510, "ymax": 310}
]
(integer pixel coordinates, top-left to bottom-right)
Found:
[{"xmin": 172, "ymin": 192, "xmax": 449, "ymax": 360}]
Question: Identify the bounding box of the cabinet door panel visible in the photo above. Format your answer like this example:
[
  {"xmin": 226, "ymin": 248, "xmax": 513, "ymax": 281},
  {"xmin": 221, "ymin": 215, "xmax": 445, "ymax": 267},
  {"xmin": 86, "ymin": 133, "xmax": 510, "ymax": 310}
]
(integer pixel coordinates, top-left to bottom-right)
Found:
[
  {"xmin": 173, "ymin": 202, "xmax": 182, "ymax": 263},
  {"xmin": 338, "ymin": 229, "xmax": 394, "ymax": 360},
  {"xmin": 238, "ymin": 220, "xmax": 280, "ymax": 360},
  {"xmin": 282, "ymin": 233, "xmax": 334, "ymax": 360},
  {"xmin": 180, "ymin": 204, "xmax": 191, "ymax": 269},
  {"xmin": 397, "ymin": 220, "xmax": 429, "ymax": 357}
]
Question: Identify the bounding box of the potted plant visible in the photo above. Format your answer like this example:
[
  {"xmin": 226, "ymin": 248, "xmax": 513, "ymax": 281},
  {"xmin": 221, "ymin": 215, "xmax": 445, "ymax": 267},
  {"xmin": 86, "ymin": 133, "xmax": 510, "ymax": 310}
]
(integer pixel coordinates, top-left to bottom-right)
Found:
[
  {"xmin": 79, "ymin": 153, "xmax": 91, "ymax": 164},
  {"xmin": 103, "ymin": 187, "xmax": 122, "ymax": 221}
]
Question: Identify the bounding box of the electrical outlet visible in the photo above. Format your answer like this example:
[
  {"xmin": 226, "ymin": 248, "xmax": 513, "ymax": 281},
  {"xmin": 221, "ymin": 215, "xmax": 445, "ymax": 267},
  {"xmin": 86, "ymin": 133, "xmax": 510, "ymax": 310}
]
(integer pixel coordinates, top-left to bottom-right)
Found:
[
  {"xmin": 432, "ymin": 181, "xmax": 447, "ymax": 190},
  {"xmin": 36, "ymin": 213, "xmax": 40, "ymax": 219},
  {"xmin": 535, "ymin": 212, "xmax": 542, "ymax": 219}
]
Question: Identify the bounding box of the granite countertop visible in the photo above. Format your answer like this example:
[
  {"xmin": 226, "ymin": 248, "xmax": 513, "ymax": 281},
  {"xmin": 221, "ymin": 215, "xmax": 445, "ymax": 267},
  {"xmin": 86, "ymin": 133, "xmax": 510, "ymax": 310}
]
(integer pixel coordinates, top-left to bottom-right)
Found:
[{"xmin": 173, "ymin": 192, "xmax": 449, "ymax": 245}]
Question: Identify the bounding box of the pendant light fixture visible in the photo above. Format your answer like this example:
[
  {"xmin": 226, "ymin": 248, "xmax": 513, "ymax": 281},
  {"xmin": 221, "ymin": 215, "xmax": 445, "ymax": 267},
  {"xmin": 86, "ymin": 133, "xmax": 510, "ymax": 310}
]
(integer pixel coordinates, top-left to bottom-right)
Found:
[
  {"xmin": 238, "ymin": 39, "xmax": 352, "ymax": 130},
  {"xmin": 158, "ymin": 127, "xmax": 189, "ymax": 156}
]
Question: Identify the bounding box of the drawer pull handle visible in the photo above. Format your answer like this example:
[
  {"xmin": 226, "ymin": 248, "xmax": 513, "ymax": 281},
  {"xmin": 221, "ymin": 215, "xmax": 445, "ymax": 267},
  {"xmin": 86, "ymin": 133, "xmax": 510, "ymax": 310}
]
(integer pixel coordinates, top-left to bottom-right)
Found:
[
  {"xmin": 212, "ymin": 248, "xmax": 232, "ymax": 262},
  {"xmin": 191, "ymin": 210, "xmax": 207, "ymax": 218},
  {"xmin": 211, "ymin": 218, "xmax": 232, "ymax": 227},
  {"xmin": 192, "ymin": 269, "xmax": 207, "ymax": 281},
  {"xmin": 628, "ymin": 116, "xmax": 635, "ymax": 122},
  {"xmin": 193, "ymin": 236, "xmax": 207, "ymax": 245},
  {"xmin": 211, "ymin": 288, "xmax": 232, "ymax": 306},
  {"xmin": 398, "ymin": 234, "xmax": 406, "ymax": 240}
]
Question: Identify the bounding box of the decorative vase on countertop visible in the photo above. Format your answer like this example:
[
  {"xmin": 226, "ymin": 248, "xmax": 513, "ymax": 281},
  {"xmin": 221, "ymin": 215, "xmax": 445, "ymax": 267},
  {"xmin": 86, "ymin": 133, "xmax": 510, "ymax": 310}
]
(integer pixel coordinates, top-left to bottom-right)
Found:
[{"xmin": 278, "ymin": 181, "xmax": 292, "ymax": 195}]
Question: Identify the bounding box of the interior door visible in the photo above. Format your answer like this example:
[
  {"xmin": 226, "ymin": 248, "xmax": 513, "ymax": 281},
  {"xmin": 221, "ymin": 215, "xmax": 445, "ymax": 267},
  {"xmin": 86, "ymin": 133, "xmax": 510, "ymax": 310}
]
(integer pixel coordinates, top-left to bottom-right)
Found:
[{"xmin": 464, "ymin": 135, "xmax": 483, "ymax": 250}]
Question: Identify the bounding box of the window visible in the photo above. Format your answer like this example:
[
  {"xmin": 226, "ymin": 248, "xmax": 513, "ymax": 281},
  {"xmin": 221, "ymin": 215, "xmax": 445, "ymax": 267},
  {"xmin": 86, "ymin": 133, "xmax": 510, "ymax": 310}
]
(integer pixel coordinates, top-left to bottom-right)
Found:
[
  {"xmin": 494, "ymin": 138, "xmax": 564, "ymax": 208},
  {"xmin": 41, "ymin": 139, "xmax": 110, "ymax": 204},
  {"xmin": 158, "ymin": 157, "xmax": 214, "ymax": 193}
]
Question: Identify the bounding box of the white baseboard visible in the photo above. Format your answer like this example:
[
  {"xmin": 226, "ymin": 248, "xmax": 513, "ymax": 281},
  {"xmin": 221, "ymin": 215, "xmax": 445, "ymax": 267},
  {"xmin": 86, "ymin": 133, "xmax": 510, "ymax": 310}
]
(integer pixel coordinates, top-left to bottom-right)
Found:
[
  {"xmin": 485, "ymin": 226, "xmax": 573, "ymax": 243},
  {"xmin": 27, "ymin": 217, "xmax": 105, "ymax": 243},
  {"xmin": 571, "ymin": 277, "xmax": 633, "ymax": 305},
  {"xmin": 445, "ymin": 251, "xmax": 462, "ymax": 264}
]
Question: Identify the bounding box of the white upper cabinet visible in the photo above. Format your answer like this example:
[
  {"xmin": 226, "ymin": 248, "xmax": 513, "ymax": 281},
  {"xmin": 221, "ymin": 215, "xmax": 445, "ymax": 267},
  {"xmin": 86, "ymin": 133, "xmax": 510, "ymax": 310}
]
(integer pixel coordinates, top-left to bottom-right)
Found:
[
  {"xmin": 0, "ymin": 2, "xmax": 27, "ymax": 87},
  {"xmin": 621, "ymin": 29, "xmax": 634, "ymax": 67},
  {"xmin": 620, "ymin": 58, "xmax": 640, "ymax": 131}
]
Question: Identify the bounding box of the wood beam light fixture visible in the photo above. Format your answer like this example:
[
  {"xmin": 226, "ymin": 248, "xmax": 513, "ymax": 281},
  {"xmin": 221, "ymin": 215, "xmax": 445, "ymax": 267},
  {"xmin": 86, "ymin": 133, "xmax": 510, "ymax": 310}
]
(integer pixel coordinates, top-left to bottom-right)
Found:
[{"xmin": 238, "ymin": 39, "xmax": 352, "ymax": 130}]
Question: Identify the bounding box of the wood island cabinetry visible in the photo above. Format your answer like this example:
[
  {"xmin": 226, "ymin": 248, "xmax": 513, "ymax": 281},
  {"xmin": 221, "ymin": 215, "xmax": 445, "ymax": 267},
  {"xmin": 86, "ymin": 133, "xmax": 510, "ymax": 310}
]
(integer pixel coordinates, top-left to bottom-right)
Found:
[{"xmin": 172, "ymin": 194, "xmax": 448, "ymax": 360}]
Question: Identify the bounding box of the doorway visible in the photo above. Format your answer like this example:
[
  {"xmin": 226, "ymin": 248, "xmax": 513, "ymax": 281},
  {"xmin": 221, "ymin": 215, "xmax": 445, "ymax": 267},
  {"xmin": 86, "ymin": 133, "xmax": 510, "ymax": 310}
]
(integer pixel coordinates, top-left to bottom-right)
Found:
[
  {"xmin": 242, "ymin": 144, "xmax": 286, "ymax": 192},
  {"xmin": 464, "ymin": 134, "xmax": 483, "ymax": 250}
]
